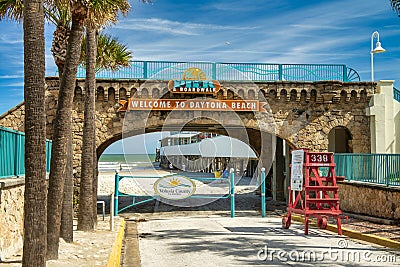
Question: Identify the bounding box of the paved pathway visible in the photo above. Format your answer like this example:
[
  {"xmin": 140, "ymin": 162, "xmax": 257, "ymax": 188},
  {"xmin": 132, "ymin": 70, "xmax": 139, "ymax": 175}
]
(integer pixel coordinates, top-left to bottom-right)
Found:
[
  {"xmin": 114, "ymin": 170, "xmax": 400, "ymax": 266},
  {"xmin": 133, "ymin": 215, "xmax": 400, "ymax": 266}
]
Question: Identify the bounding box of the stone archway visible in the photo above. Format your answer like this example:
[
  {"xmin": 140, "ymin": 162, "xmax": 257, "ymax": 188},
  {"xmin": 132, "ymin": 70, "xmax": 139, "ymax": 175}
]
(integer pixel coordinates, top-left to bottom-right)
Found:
[{"xmin": 0, "ymin": 78, "xmax": 374, "ymax": 191}]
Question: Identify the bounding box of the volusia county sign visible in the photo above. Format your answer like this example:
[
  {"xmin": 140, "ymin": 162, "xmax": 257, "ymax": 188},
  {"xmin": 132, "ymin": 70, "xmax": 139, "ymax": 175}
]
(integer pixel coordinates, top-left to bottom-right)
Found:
[
  {"xmin": 154, "ymin": 175, "xmax": 196, "ymax": 200},
  {"xmin": 118, "ymin": 99, "xmax": 267, "ymax": 112}
]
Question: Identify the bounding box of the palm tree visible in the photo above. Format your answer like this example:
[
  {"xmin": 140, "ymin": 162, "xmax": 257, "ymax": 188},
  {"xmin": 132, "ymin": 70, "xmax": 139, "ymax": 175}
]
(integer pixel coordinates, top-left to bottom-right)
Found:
[
  {"xmin": 80, "ymin": 32, "xmax": 132, "ymax": 226},
  {"xmin": 46, "ymin": 0, "xmax": 89, "ymax": 260},
  {"xmin": 391, "ymin": 0, "xmax": 400, "ymax": 16},
  {"xmin": 0, "ymin": 0, "xmax": 74, "ymax": 257},
  {"xmin": 22, "ymin": 0, "xmax": 47, "ymax": 266},
  {"xmin": 0, "ymin": 0, "xmax": 76, "ymax": 246},
  {"xmin": 0, "ymin": 0, "xmax": 134, "ymax": 236},
  {"xmin": 77, "ymin": 27, "xmax": 97, "ymax": 231},
  {"xmin": 45, "ymin": 0, "xmax": 132, "ymax": 238},
  {"xmin": 44, "ymin": 2, "xmax": 76, "ymax": 244},
  {"xmin": 77, "ymin": 0, "xmax": 130, "ymax": 231}
]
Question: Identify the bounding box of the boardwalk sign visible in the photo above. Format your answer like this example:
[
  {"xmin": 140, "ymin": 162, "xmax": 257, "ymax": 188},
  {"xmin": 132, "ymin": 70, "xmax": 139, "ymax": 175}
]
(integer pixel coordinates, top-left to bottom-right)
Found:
[
  {"xmin": 154, "ymin": 176, "xmax": 196, "ymax": 200},
  {"xmin": 168, "ymin": 67, "xmax": 221, "ymax": 94}
]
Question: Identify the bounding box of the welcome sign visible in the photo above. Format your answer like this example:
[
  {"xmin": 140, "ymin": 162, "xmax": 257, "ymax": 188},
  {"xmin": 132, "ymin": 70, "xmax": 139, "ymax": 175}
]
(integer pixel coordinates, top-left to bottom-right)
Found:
[{"xmin": 118, "ymin": 99, "xmax": 267, "ymax": 112}]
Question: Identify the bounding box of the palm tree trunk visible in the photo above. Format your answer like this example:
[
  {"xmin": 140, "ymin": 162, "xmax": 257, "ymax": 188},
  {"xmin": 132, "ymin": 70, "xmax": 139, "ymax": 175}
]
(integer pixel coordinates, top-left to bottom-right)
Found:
[
  {"xmin": 77, "ymin": 27, "xmax": 96, "ymax": 231},
  {"xmin": 53, "ymin": 32, "xmax": 74, "ymax": 244},
  {"xmin": 22, "ymin": 0, "xmax": 47, "ymax": 266},
  {"xmin": 92, "ymin": 30, "xmax": 99, "ymax": 227},
  {"xmin": 47, "ymin": 13, "xmax": 86, "ymax": 260},
  {"xmin": 60, "ymin": 119, "xmax": 74, "ymax": 242},
  {"xmin": 93, "ymin": 147, "xmax": 98, "ymax": 227}
]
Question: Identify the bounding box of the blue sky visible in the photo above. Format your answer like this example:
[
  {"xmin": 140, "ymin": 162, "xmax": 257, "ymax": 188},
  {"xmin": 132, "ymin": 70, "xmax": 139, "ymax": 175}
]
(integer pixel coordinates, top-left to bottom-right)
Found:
[
  {"xmin": 1, "ymin": 0, "xmax": 400, "ymax": 153},
  {"xmin": 1, "ymin": 0, "xmax": 400, "ymax": 115}
]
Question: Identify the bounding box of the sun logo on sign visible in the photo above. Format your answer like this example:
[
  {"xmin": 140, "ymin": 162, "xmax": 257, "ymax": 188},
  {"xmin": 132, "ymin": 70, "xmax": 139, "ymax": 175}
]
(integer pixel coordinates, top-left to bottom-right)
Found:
[
  {"xmin": 168, "ymin": 177, "xmax": 181, "ymax": 187},
  {"xmin": 182, "ymin": 67, "xmax": 207, "ymax": 80}
]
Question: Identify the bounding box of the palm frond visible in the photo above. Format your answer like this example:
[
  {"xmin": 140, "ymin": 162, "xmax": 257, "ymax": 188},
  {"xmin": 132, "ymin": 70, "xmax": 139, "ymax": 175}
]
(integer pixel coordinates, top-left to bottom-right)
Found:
[
  {"xmin": 81, "ymin": 32, "xmax": 132, "ymax": 72},
  {"xmin": 87, "ymin": 0, "xmax": 131, "ymax": 29},
  {"xmin": 44, "ymin": 0, "xmax": 71, "ymax": 27},
  {"xmin": 0, "ymin": 0, "xmax": 24, "ymax": 21},
  {"xmin": 391, "ymin": 0, "xmax": 400, "ymax": 16}
]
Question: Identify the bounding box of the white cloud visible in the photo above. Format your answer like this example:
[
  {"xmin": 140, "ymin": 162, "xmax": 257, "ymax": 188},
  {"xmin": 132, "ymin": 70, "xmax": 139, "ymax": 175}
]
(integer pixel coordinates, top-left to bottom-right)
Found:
[
  {"xmin": 3, "ymin": 82, "xmax": 24, "ymax": 87},
  {"xmin": 0, "ymin": 75, "xmax": 23, "ymax": 79},
  {"xmin": 0, "ymin": 36, "xmax": 23, "ymax": 44},
  {"xmin": 114, "ymin": 18, "xmax": 259, "ymax": 36}
]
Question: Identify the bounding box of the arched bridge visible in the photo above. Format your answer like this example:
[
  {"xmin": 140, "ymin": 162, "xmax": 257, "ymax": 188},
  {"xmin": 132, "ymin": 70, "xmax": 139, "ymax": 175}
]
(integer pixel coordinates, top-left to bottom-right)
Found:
[{"xmin": 1, "ymin": 61, "xmax": 372, "ymax": 176}]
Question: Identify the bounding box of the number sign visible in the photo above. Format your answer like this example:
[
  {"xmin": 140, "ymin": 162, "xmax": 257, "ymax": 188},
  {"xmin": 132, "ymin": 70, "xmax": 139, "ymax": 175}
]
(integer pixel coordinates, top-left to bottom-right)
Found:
[{"xmin": 308, "ymin": 153, "xmax": 332, "ymax": 163}]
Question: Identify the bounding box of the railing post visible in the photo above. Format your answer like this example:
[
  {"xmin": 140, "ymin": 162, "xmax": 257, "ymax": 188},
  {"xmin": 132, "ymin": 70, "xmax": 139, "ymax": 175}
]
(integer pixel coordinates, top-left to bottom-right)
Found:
[
  {"xmin": 114, "ymin": 172, "xmax": 120, "ymax": 216},
  {"xmin": 343, "ymin": 65, "xmax": 347, "ymax": 82},
  {"xmin": 386, "ymin": 154, "xmax": 390, "ymax": 186},
  {"xmin": 212, "ymin": 62, "xmax": 217, "ymax": 80},
  {"xmin": 230, "ymin": 168, "xmax": 235, "ymax": 218},
  {"xmin": 143, "ymin": 61, "xmax": 148, "ymax": 79},
  {"xmin": 14, "ymin": 133, "xmax": 18, "ymax": 176},
  {"xmin": 261, "ymin": 167, "xmax": 266, "ymax": 218},
  {"xmin": 278, "ymin": 64, "xmax": 283, "ymax": 81}
]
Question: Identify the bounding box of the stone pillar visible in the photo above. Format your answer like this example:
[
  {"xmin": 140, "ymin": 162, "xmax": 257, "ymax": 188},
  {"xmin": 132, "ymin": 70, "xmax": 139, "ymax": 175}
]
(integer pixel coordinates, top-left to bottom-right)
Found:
[
  {"xmin": 284, "ymin": 141, "xmax": 291, "ymax": 203},
  {"xmin": 272, "ymin": 137, "xmax": 285, "ymax": 201},
  {"xmin": 275, "ymin": 137, "xmax": 285, "ymax": 201},
  {"xmin": 258, "ymin": 133, "xmax": 274, "ymax": 186},
  {"xmin": 366, "ymin": 80, "xmax": 399, "ymax": 153},
  {"xmin": 272, "ymin": 136, "xmax": 277, "ymax": 201}
]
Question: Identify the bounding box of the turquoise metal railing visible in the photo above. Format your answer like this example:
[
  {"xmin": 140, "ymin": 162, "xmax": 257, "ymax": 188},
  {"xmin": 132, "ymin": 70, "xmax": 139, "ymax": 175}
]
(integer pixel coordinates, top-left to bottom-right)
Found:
[
  {"xmin": 394, "ymin": 87, "xmax": 400, "ymax": 103},
  {"xmin": 114, "ymin": 171, "xmax": 235, "ymax": 216},
  {"xmin": 334, "ymin": 153, "xmax": 400, "ymax": 186},
  {"xmin": 0, "ymin": 126, "xmax": 52, "ymax": 178},
  {"xmin": 74, "ymin": 61, "xmax": 360, "ymax": 82}
]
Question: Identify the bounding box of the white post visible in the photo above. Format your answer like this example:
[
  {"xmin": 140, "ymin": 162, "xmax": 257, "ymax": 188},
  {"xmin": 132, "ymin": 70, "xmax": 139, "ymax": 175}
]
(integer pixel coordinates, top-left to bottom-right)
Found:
[
  {"xmin": 110, "ymin": 193, "xmax": 114, "ymax": 231},
  {"xmin": 371, "ymin": 52, "xmax": 374, "ymax": 82}
]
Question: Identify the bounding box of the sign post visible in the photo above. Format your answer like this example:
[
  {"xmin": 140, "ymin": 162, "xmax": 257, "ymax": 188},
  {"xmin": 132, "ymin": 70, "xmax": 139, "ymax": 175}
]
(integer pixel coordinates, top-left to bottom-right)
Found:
[
  {"xmin": 261, "ymin": 168, "xmax": 266, "ymax": 218},
  {"xmin": 230, "ymin": 168, "xmax": 235, "ymax": 218}
]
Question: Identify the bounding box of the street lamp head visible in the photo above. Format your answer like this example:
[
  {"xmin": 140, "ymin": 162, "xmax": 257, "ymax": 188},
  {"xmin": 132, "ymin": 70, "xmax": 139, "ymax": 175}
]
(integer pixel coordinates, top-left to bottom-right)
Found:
[{"xmin": 372, "ymin": 41, "xmax": 386, "ymax": 54}]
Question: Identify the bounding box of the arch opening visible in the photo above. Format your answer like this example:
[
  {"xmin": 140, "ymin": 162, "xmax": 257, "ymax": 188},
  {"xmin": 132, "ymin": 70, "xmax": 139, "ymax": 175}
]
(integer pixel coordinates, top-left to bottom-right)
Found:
[
  {"xmin": 328, "ymin": 126, "xmax": 353, "ymax": 153},
  {"xmin": 96, "ymin": 124, "xmax": 292, "ymax": 209}
]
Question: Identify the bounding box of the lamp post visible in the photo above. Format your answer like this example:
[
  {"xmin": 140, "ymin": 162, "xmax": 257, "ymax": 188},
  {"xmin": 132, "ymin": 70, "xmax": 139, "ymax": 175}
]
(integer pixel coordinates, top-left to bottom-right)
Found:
[{"xmin": 370, "ymin": 31, "xmax": 386, "ymax": 82}]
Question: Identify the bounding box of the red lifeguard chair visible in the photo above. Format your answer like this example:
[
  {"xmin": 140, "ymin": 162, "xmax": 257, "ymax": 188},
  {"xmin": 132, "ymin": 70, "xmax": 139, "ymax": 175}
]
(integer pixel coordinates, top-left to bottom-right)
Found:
[{"xmin": 282, "ymin": 149, "xmax": 344, "ymax": 235}]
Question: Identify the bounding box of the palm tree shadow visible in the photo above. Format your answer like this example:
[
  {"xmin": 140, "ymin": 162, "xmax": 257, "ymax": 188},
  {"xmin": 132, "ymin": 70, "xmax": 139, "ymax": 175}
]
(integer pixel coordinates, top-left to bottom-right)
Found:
[{"xmin": 136, "ymin": 223, "xmax": 352, "ymax": 266}]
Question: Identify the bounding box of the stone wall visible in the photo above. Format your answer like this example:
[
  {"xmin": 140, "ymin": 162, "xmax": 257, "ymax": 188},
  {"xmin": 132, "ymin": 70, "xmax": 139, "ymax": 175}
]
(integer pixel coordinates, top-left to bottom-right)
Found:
[
  {"xmin": 338, "ymin": 181, "xmax": 400, "ymax": 220},
  {"xmin": 0, "ymin": 103, "xmax": 25, "ymax": 132},
  {"xmin": 0, "ymin": 178, "xmax": 24, "ymax": 260}
]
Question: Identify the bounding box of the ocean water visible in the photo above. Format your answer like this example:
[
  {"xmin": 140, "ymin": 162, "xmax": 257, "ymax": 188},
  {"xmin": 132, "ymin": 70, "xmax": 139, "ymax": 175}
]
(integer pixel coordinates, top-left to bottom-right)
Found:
[
  {"xmin": 99, "ymin": 154, "xmax": 155, "ymax": 163},
  {"xmin": 98, "ymin": 154, "xmax": 156, "ymax": 172}
]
